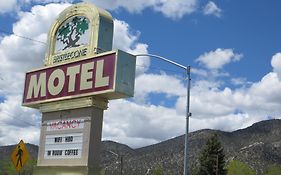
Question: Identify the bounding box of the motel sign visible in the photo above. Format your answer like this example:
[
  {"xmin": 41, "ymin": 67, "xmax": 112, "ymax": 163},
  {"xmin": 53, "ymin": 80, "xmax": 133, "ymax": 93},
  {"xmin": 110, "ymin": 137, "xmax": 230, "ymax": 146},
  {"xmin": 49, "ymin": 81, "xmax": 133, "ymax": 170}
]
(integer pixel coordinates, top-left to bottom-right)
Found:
[{"xmin": 22, "ymin": 3, "xmax": 136, "ymax": 175}]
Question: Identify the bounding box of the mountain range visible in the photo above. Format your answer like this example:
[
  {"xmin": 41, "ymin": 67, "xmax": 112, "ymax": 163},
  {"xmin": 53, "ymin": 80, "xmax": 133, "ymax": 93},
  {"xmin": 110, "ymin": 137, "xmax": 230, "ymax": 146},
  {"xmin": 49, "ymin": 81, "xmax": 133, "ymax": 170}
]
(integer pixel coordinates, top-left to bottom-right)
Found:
[{"xmin": 0, "ymin": 119, "xmax": 280, "ymax": 174}]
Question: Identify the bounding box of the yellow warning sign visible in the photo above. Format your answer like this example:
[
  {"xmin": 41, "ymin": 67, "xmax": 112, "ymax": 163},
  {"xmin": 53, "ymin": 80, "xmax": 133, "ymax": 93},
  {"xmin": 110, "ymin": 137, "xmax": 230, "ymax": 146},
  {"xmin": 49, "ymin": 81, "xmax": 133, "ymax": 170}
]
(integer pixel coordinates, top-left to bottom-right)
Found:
[{"xmin": 11, "ymin": 140, "xmax": 29, "ymax": 172}]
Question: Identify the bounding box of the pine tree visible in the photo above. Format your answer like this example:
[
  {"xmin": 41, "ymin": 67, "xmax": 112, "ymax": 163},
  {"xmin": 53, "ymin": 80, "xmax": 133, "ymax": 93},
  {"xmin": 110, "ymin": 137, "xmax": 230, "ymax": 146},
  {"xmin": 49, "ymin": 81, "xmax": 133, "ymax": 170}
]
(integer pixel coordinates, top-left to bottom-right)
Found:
[{"xmin": 198, "ymin": 134, "xmax": 226, "ymax": 175}]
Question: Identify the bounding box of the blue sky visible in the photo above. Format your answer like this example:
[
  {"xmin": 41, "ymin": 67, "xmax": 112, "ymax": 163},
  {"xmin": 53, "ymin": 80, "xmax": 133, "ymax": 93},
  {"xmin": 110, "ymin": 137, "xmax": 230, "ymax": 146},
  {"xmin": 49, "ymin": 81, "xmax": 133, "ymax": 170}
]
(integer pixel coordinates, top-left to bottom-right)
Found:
[
  {"xmin": 0, "ymin": 0, "xmax": 281, "ymax": 148},
  {"xmin": 112, "ymin": 0, "xmax": 281, "ymax": 80}
]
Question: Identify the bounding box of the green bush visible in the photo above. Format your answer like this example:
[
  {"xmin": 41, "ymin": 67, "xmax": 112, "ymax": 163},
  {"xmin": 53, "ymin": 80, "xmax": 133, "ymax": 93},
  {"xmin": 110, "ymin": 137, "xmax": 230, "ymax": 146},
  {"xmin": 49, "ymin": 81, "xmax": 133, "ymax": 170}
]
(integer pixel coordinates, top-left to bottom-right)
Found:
[
  {"xmin": 227, "ymin": 160, "xmax": 255, "ymax": 175},
  {"xmin": 152, "ymin": 165, "xmax": 164, "ymax": 175},
  {"xmin": 263, "ymin": 165, "xmax": 281, "ymax": 175},
  {"xmin": 0, "ymin": 158, "xmax": 36, "ymax": 175},
  {"xmin": 0, "ymin": 159, "xmax": 17, "ymax": 175}
]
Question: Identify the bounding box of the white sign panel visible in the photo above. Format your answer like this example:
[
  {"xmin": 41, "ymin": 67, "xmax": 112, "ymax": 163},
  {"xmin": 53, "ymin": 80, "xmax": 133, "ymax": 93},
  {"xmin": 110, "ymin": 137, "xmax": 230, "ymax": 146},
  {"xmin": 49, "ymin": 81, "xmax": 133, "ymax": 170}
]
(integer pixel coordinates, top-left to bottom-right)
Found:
[
  {"xmin": 47, "ymin": 118, "xmax": 84, "ymax": 131},
  {"xmin": 44, "ymin": 133, "xmax": 83, "ymax": 159}
]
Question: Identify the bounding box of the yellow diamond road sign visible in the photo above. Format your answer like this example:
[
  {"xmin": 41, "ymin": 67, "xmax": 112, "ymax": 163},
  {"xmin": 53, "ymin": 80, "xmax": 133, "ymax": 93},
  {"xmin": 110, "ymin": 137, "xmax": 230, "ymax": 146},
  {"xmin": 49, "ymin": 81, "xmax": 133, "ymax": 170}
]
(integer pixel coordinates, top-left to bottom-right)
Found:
[{"xmin": 11, "ymin": 140, "xmax": 29, "ymax": 172}]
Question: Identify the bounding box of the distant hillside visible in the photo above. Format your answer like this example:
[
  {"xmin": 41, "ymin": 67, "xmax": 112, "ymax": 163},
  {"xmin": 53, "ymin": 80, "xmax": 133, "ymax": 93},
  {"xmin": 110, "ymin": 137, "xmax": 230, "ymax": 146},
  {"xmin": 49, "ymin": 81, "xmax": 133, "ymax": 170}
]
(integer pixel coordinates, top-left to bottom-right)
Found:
[
  {"xmin": 0, "ymin": 143, "xmax": 38, "ymax": 174},
  {"xmin": 0, "ymin": 143, "xmax": 38, "ymax": 160},
  {"xmin": 101, "ymin": 119, "xmax": 281, "ymax": 174},
  {"xmin": 0, "ymin": 119, "xmax": 280, "ymax": 174}
]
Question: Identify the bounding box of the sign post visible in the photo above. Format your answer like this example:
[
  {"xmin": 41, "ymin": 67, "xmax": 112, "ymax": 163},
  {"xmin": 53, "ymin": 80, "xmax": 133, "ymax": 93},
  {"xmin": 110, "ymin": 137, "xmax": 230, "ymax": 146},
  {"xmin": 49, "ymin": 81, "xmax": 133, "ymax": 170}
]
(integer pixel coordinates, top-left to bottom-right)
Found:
[
  {"xmin": 11, "ymin": 140, "xmax": 30, "ymax": 174},
  {"xmin": 22, "ymin": 2, "xmax": 136, "ymax": 175}
]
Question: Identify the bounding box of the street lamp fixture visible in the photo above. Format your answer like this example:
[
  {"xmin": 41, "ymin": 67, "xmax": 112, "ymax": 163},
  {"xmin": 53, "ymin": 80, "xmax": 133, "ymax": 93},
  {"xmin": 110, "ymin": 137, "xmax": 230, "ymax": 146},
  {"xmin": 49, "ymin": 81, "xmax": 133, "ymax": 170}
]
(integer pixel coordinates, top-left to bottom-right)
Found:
[{"xmin": 135, "ymin": 54, "xmax": 191, "ymax": 175}]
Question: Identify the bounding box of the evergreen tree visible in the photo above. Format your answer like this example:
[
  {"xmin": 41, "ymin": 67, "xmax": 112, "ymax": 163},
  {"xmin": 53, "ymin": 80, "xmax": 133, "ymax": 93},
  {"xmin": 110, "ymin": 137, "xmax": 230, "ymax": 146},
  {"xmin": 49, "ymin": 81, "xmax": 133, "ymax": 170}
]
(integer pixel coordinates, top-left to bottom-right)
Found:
[{"xmin": 198, "ymin": 134, "xmax": 226, "ymax": 175}]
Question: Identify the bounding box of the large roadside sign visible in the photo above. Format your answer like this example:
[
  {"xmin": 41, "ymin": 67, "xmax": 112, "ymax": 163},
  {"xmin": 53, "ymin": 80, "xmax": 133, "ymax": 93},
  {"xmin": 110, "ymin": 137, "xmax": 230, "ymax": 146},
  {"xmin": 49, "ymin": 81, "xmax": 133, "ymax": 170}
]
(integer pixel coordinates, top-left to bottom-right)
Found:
[
  {"xmin": 22, "ymin": 2, "xmax": 136, "ymax": 172},
  {"xmin": 11, "ymin": 140, "xmax": 30, "ymax": 172},
  {"xmin": 22, "ymin": 50, "xmax": 136, "ymax": 108}
]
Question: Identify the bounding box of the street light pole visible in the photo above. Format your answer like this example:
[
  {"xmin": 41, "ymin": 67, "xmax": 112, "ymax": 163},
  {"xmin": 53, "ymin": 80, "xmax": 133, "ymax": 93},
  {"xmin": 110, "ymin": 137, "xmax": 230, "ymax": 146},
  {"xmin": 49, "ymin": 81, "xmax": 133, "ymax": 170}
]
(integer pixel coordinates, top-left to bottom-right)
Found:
[
  {"xmin": 184, "ymin": 66, "xmax": 191, "ymax": 175},
  {"xmin": 135, "ymin": 54, "xmax": 191, "ymax": 175}
]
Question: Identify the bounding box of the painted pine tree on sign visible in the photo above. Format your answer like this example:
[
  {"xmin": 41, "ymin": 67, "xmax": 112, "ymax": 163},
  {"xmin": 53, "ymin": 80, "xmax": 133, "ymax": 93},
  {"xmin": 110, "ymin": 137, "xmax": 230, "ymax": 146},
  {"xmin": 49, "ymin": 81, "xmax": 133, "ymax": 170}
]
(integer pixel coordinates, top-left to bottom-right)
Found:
[{"xmin": 57, "ymin": 16, "xmax": 89, "ymax": 50}]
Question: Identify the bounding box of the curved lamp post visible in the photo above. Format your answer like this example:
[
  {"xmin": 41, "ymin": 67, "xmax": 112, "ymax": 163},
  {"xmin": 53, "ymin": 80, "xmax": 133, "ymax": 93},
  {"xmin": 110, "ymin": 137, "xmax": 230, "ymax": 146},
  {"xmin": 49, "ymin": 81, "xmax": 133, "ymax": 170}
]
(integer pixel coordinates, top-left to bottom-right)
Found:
[{"xmin": 135, "ymin": 54, "xmax": 191, "ymax": 175}]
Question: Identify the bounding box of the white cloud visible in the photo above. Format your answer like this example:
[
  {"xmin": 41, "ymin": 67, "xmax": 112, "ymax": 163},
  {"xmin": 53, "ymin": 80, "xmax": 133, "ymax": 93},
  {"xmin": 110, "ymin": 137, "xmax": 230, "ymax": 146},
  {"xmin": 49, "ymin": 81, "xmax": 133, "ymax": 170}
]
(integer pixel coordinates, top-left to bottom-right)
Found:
[
  {"xmin": 134, "ymin": 73, "xmax": 185, "ymax": 102},
  {"xmin": 29, "ymin": 0, "xmax": 73, "ymax": 3},
  {"xmin": 179, "ymin": 52, "xmax": 281, "ymax": 132},
  {"xmin": 0, "ymin": 3, "xmax": 151, "ymax": 146},
  {"xmin": 154, "ymin": 0, "xmax": 197, "ymax": 19},
  {"xmin": 271, "ymin": 52, "xmax": 281, "ymax": 78},
  {"xmin": 0, "ymin": 95, "xmax": 39, "ymax": 127},
  {"xmin": 113, "ymin": 19, "xmax": 150, "ymax": 76},
  {"xmin": 0, "ymin": 3, "xmax": 70, "ymax": 96},
  {"xmin": 103, "ymin": 54, "xmax": 281, "ymax": 147},
  {"xmin": 1, "ymin": 0, "xmax": 223, "ymax": 20},
  {"xmin": 191, "ymin": 87, "xmax": 235, "ymax": 118},
  {"xmin": 89, "ymin": 0, "xmax": 198, "ymax": 19},
  {"xmin": 192, "ymin": 68, "xmax": 208, "ymax": 77},
  {"xmin": 2, "ymin": 11, "xmax": 281, "ymax": 148},
  {"xmin": 196, "ymin": 48, "xmax": 243, "ymax": 70},
  {"xmin": 14, "ymin": 3, "xmax": 71, "ymax": 37},
  {"xmin": 103, "ymin": 99, "xmax": 185, "ymax": 148},
  {"xmin": 1, "ymin": 2, "xmax": 281, "ymax": 150},
  {"xmin": 89, "ymin": 0, "xmax": 157, "ymax": 13},
  {"xmin": 1, "ymin": 0, "xmax": 217, "ymax": 20},
  {"xmin": 0, "ymin": 5, "xmax": 149, "ymax": 96},
  {"xmin": 0, "ymin": 0, "xmax": 18, "ymax": 14},
  {"xmin": 203, "ymin": 1, "xmax": 222, "ymax": 17},
  {"xmin": 247, "ymin": 72, "xmax": 281, "ymax": 108},
  {"xmin": 190, "ymin": 112, "xmax": 264, "ymax": 132},
  {"xmin": 0, "ymin": 125, "xmax": 40, "ymax": 146},
  {"xmin": 0, "ymin": 0, "xmax": 73, "ymax": 14},
  {"xmin": 0, "ymin": 95, "xmax": 40, "ymax": 145},
  {"xmin": 231, "ymin": 77, "xmax": 249, "ymax": 86},
  {"xmin": 190, "ymin": 71, "xmax": 281, "ymax": 120}
]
